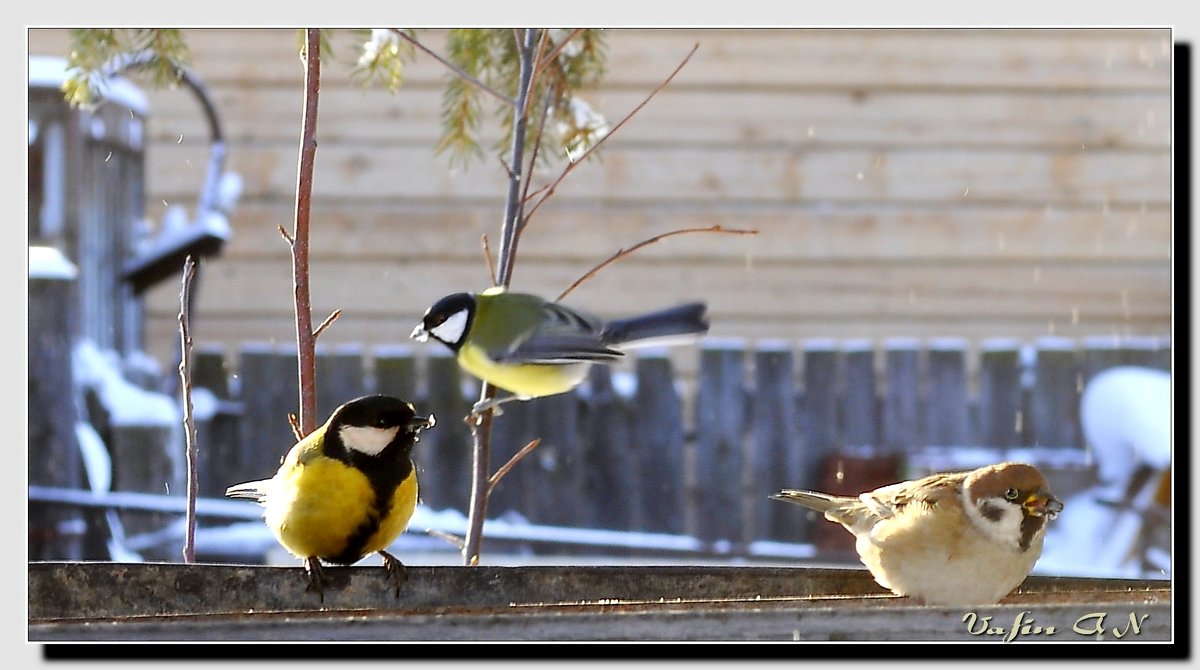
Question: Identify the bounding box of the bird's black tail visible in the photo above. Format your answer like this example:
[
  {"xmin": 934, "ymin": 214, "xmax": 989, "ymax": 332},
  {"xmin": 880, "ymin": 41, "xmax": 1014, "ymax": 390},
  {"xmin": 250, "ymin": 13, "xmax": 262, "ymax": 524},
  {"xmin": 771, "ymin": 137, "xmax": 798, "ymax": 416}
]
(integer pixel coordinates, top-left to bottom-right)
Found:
[{"xmin": 601, "ymin": 302, "xmax": 709, "ymax": 347}]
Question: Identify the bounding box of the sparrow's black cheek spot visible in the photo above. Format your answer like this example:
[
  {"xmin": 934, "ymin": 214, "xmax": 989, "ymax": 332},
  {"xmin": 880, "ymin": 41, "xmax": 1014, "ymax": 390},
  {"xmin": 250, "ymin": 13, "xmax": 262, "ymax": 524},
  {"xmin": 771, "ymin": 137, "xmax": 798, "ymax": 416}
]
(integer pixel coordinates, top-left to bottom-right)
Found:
[{"xmin": 978, "ymin": 501, "xmax": 1007, "ymax": 522}]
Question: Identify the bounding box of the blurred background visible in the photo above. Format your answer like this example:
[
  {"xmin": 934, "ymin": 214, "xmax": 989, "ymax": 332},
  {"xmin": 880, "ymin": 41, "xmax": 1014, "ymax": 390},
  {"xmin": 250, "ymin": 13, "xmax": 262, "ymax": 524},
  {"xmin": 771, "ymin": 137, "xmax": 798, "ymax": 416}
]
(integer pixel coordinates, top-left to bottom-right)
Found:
[{"xmin": 27, "ymin": 28, "xmax": 1172, "ymax": 579}]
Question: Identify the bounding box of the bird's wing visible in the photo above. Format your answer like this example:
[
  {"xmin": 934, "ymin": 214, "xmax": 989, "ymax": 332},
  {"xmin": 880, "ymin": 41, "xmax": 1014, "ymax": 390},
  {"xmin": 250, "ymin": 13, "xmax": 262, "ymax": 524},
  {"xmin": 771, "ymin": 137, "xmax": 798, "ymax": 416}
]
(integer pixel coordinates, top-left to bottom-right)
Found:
[
  {"xmin": 862, "ymin": 471, "xmax": 965, "ymax": 518},
  {"xmin": 498, "ymin": 334, "xmax": 624, "ymax": 364},
  {"xmin": 491, "ymin": 301, "xmax": 622, "ymax": 364}
]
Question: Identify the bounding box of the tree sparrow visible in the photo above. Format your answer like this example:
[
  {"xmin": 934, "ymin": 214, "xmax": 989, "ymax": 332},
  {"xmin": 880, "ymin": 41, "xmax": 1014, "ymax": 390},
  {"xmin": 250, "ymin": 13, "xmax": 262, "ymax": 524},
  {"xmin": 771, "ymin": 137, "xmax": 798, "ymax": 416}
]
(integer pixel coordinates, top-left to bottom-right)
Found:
[{"xmin": 772, "ymin": 462, "xmax": 1064, "ymax": 606}]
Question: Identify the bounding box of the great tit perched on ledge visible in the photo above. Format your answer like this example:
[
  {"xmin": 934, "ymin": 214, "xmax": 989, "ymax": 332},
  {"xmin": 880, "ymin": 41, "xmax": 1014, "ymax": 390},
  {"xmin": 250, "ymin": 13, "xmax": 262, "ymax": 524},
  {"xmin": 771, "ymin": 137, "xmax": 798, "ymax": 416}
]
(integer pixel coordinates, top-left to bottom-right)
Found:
[
  {"xmin": 225, "ymin": 394, "xmax": 436, "ymax": 602},
  {"xmin": 411, "ymin": 287, "xmax": 709, "ymax": 414}
]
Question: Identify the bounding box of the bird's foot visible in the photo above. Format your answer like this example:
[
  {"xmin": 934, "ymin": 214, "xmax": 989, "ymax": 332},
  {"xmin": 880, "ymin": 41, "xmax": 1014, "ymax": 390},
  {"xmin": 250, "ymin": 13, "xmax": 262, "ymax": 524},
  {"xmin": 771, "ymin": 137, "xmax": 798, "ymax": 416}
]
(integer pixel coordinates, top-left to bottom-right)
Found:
[
  {"xmin": 379, "ymin": 550, "xmax": 409, "ymax": 598},
  {"xmin": 303, "ymin": 556, "xmax": 325, "ymax": 604},
  {"xmin": 466, "ymin": 394, "xmax": 531, "ymax": 424}
]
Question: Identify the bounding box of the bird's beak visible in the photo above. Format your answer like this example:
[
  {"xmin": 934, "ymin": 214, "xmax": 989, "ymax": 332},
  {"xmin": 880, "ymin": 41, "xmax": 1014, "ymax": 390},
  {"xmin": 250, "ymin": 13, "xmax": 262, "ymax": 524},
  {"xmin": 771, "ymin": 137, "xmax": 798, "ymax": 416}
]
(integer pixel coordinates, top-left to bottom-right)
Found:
[
  {"xmin": 411, "ymin": 414, "xmax": 436, "ymax": 433},
  {"xmin": 1023, "ymin": 490, "xmax": 1064, "ymax": 519},
  {"xmin": 410, "ymin": 323, "xmax": 430, "ymax": 342}
]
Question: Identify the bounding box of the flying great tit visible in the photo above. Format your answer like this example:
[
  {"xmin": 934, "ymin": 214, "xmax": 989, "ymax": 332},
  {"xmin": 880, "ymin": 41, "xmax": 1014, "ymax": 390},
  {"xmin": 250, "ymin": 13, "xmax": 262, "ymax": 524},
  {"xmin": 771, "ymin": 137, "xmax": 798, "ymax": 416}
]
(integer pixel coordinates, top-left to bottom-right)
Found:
[
  {"xmin": 410, "ymin": 287, "xmax": 709, "ymax": 414},
  {"xmin": 225, "ymin": 394, "xmax": 436, "ymax": 602}
]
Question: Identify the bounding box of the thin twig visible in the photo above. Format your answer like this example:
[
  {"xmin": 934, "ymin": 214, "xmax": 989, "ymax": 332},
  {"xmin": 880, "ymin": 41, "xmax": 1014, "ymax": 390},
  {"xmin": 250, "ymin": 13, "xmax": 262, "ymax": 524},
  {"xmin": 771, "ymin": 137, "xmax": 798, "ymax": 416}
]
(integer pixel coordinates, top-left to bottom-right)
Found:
[
  {"xmin": 424, "ymin": 528, "xmax": 466, "ymax": 551},
  {"xmin": 291, "ymin": 29, "xmax": 322, "ymax": 437},
  {"xmin": 515, "ymin": 85, "xmax": 555, "ymax": 240},
  {"xmin": 278, "ymin": 224, "xmax": 294, "ymax": 245},
  {"xmin": 287, "ymin": 413, "xmax": 303, "ymax": 442},
  {"xmin": 522, "ymin": 181, "xmax": 552, "ymax": 204},
  {"xmin": 481, "ymin": 234, "xmax": 497, "ymax": 286},
  {"xmin": 519, "ymin": 29, "xmax": 551, "ymax": 120},
  {"xmin": 312, "ymin": 309, "xmax": 342, "ymax": 340},
  {"xmin": 557, "ymin": 225, "xmax": 758, "ymax": 302},
  {"xmin": 494, "ymin": 29, "xmax": 540, "ymax": 288},
  {"xmin": 177, "ymin": 255, "xmax": 199, "ymax": 563},
  {"xmin": 390, "ymin": 29, "xmax": 516, "ymax": 109},
  {"xmin": 524, "ymin": 42, "xmax": 700, "ymax": 228},
  {"xmin": 533, "ymin": 28, "xmax": 585, "ymax": 84},
  {"xmin": 497, "ymin": 154, "xmax": 514, "ymax": 180},
  {"xmin": 487, "ymin": 439, "xmax": 542, "ymax": 496}
]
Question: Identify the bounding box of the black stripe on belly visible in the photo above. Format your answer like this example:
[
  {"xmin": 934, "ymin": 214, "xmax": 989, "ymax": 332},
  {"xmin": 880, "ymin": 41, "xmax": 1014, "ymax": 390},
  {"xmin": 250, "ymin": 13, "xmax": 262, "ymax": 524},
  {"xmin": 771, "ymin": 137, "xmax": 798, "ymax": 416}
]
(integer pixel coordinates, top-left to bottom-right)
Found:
[{"xmin": 322, "ymin": 436, "xmax": 415, "ymax": 565}]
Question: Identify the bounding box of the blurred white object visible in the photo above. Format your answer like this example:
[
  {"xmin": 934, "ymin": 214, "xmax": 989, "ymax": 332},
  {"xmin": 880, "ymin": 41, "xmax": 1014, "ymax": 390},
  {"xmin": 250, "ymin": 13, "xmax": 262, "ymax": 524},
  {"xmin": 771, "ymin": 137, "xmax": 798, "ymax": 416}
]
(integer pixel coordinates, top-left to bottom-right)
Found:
[
  {"xmin": 1042, "ymin": 366, "xmax": 1171, "ymax": 578},
  {"xmin": 28, "ymin": 245, "xmax": 78, "ymax": 280},
  {"xmin": 215, "ymin": 171, "xmax": 243, "ymax": 214},
  {"xmin": 1081, "ymin": 366, "xmax": 1171, "ymax": 486}
]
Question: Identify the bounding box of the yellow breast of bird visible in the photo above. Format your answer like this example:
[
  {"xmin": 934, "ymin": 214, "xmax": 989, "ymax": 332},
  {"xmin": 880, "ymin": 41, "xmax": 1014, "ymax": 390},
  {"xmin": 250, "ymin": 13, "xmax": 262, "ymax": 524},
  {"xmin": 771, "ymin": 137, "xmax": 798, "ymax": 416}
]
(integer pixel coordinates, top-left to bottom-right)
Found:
[
  {"xmin": 264, "ymin": 456, "xmax": 418, "ymax": 562},
  {"xmin": 458, "ymin": 343, "xmax": 590, "ymax": 397}
]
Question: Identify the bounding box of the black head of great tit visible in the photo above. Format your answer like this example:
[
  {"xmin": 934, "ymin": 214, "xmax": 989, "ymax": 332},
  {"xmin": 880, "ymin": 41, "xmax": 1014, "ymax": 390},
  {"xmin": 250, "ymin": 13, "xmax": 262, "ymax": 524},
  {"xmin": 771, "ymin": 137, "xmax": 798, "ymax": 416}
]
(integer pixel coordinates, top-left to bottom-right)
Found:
[
  {"xmin": 225, "ymin": 394, "xmax": 435, "ymax": 602},
  {"xmin": 410, "ymin": 287, "xmax": 709, "ymax": 413}
]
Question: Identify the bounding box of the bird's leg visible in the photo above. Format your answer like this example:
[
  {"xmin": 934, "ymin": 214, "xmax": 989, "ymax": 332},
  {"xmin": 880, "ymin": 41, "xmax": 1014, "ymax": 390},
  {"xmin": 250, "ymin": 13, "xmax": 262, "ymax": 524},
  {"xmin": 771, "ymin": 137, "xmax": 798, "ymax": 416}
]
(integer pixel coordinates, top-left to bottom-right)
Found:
[
  {"xmin": 467, "ymin": 393, "xmax": 530, "ymax": 423},
  {"xmin": 303, "ymin": 556, "xmax": 325, "ymax": 604},
  {"xmin": 378, "ymin": 550, "xmax": 409, "ymax": 598}
]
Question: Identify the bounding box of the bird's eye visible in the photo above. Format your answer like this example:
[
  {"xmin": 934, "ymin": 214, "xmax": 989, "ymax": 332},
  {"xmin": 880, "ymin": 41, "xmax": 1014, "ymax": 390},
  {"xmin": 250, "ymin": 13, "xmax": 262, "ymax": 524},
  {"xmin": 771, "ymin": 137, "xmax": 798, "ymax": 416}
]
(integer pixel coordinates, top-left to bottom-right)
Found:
[{"xmin": 1004, "ymin": 487, "xmax": 1020, "ymax": 501}]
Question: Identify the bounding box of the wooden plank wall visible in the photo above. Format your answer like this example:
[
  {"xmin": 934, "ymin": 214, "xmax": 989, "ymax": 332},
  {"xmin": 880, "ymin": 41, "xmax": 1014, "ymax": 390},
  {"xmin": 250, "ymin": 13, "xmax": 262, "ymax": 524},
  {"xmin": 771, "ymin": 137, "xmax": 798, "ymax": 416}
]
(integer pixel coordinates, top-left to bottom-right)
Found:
[{"xmin": 26, "ymin": 28, "xmax": 1173, "ymax": 380}]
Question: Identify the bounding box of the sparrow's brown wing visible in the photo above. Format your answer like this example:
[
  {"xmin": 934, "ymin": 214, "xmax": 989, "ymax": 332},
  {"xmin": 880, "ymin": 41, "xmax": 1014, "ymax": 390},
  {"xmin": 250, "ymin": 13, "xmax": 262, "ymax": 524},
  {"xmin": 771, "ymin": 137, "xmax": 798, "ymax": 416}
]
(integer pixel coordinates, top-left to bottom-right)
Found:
[{"xmin": 860, "ymin": 471, "xmax": 968, "ymax": 518}]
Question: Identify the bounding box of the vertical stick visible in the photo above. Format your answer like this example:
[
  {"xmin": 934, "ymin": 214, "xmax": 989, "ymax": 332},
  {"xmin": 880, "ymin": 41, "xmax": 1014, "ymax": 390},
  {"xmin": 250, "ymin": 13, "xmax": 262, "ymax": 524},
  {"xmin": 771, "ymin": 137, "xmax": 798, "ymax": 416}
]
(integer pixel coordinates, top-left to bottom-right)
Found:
[
  {"xmin": 292, "ymin": 28, "xmax": 322, "ymax": 437},
  {"xmin": 177, "ymin": 255, "xmax": 199, "ymax": 563},
  {"xmin": 464, "ymin": 28, "xmax": 539, "ymax": 566}
]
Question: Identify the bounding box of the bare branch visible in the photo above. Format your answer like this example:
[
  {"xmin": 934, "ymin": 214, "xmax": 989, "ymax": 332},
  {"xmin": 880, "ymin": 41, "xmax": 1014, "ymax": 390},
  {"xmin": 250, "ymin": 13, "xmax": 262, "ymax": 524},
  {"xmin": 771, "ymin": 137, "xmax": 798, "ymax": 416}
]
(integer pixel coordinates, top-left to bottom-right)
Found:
[
  {"xmin": 278, "ymin": 224, "xmax": 294, "ymax": 246},
  {"xmin": 287, "ymin": 413, "xmax": 302, "ymax": 442},
  {"xmin": 533, "ymin": 29, "xmax": 585, "ymax": 83},
  {"xmin": 557, "ymin": 225, "xmax": 758, "ymax": 302},
  {"xmin": 520, "ymin": 29, "xmax": 552, "ymax": 120},
  {"xmin": 390, "ymin": 29, "xmax": 517, "ymax": 109},
  {"xmin": 488, "ymin": 439, "xmax": 542, "ymax": 496},
  {"xmin": 424, "ymin": 528, "xmax": 466, "ymax": 551},
  {"xmin": 312, "ymin": 309, "xmax": 342, "ymax": 340},
  {"xmin": 525, "ymin": 43, "xmax": 700, "ymax": 228},
  {"xmin": 481, "ymin": 234, "xmax": 497, "ymax": 286},
  {"xmin": 493, "ymin": 29, "xmax": 540, "ymax": 288},
  {"xmin": 463, "ymin": 388, "xmax": 497, "ymax": 565},
  {"xmin": 291, "ymin": 29, "xmax": 322, "ymax": 437},
  {"xmin": 515, "ymin": 85, "xmax": 555, "ymax": 240},
  {"xmin": 177, "ymin": 255, "xmax": 199, "ymax": 563},
  {"xmin": 465, "ymin": 31, "xmax": 541, "ymax": 566},
  {"xmin": 497, "ymin": 153, "xmax": 514, "ymax": 180}
]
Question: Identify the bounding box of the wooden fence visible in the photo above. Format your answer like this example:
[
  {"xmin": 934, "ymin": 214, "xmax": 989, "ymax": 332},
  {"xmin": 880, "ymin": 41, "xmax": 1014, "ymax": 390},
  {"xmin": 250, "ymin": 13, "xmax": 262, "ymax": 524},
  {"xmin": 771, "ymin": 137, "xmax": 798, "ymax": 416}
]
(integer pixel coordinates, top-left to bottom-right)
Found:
[{"xmin": 178, "ymin": 335, "xmax": 1170, "ymax": 555}]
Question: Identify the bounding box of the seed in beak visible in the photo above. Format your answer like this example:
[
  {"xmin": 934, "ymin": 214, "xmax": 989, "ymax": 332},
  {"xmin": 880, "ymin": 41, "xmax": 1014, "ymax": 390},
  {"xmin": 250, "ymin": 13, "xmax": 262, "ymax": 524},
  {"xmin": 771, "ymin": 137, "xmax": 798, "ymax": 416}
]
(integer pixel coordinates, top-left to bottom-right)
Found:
[{"xmin": 1024, "ymin": 493, "xmax": 1064, "ymax": 519}]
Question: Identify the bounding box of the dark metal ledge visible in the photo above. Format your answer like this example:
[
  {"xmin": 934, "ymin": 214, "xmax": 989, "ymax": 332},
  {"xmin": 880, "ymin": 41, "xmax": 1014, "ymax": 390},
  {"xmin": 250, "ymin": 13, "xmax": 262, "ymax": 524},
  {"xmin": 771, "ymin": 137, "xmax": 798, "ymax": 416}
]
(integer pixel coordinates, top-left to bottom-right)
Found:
[{"xmin": 29, "ymin": 562, "xmax": 1172, "ymax": 642}]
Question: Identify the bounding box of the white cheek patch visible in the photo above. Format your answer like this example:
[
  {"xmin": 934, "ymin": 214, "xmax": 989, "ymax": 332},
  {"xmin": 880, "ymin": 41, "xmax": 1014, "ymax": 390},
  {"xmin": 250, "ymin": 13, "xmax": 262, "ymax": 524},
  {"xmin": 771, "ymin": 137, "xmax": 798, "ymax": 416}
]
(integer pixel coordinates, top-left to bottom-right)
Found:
[
  {"xmin": 338, "ymin": 424, "xmax": 400, "ymax": 456},
  {"xmin": 963, "ymin": 493, "xmax": 1026, "ymax": 551},
  {"xmin": 430, "ymin": 309, "xmax": 469, "ymax": 345}
]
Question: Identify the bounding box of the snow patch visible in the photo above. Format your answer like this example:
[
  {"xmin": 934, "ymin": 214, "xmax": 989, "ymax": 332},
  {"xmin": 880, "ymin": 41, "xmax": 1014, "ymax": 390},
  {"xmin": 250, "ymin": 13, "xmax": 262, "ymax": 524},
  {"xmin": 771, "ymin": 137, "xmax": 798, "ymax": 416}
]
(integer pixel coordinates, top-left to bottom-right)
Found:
[
  {"xmin": 73, "ymin": 340, "xmax": 178, "ymax": 427},
  {"xmin": 28, "ymin": 246, "xmax": 78, "ymax": 280},
  {"xmin": 29, "ymin": 55, "xmax": 149, "ymax": 114}
]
